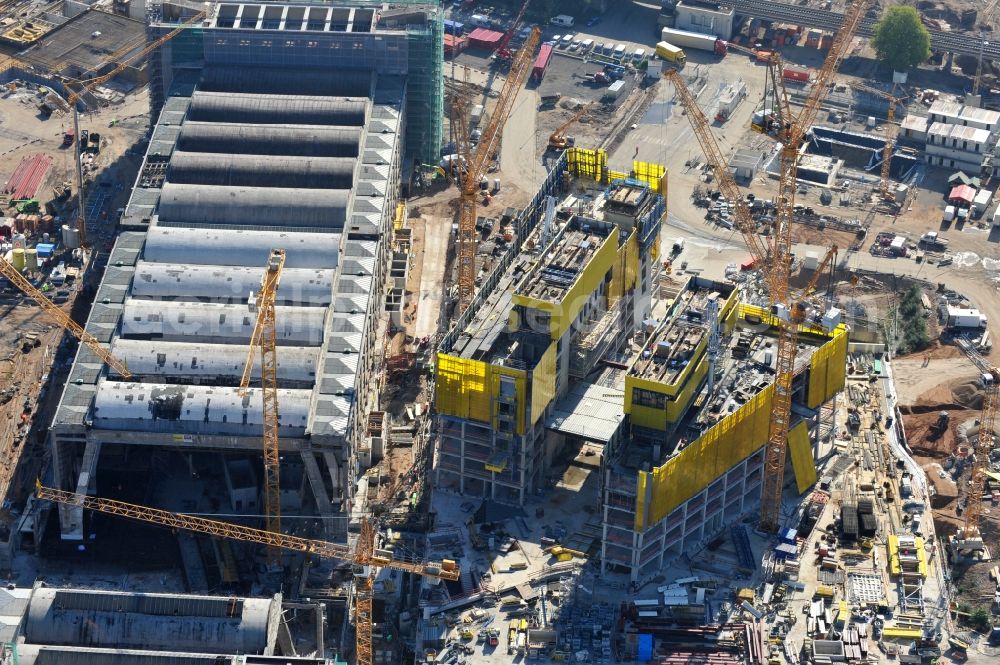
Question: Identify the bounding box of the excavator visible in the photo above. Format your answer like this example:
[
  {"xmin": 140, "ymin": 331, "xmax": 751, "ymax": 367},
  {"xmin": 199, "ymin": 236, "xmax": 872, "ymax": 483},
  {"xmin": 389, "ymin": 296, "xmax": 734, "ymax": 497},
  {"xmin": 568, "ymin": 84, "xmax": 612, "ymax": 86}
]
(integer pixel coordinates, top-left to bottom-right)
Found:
[{"xmin": 548, "ymin": 103, "xmax": 593, "ymax": 151}]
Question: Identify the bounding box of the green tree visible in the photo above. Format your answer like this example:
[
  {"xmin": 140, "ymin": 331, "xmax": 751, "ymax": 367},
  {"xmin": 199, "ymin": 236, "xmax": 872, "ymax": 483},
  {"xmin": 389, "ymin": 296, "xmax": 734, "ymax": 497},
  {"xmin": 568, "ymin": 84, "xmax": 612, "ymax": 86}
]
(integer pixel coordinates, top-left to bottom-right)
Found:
[
  {"xmin": 970, "ymin": 608, "xmax": 992, "ymax": 632},
  {"xmin": 871, "ymin": 7, "xmax": 931, "ymax": 71}
]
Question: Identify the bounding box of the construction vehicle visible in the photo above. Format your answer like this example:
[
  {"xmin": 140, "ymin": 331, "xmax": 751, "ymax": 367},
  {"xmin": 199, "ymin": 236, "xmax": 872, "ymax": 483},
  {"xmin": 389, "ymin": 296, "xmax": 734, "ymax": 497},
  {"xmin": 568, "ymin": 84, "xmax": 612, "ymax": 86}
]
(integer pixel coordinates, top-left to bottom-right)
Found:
[
  {"xmin": 494, "ymin": 0, "xmax": 531, "ymax": 65},
  {"xmin": 454, "ymin": 26, "xmax": 540, "ymax": 311},
  {"xmin": 664, "ymin": 0, "xmax": 867, "ymax": 532},
  {"xmin": 919, "ymin": 231, "xmax": 948, "ymax": 250},
  {"xmin": 727, "ymin": 43, "xmax": 791, "ymax": 139},
  {"xmin": 849, "ymin": 82, "xmax": 905, "ymax": 201},
  {"xmin": 35, "ymin": 483, "xmax": 459, "ymax": 665},
  {"xmin": 548, "ymin": 103, "xmax": 592, "ymax": 150},
  {"xmin": 238, "ymin": 249, "xmax": 285, "ymax": 565},
  {"xmin": 655, "ymin": 41, "xmax": 686, "ymax": 65}
]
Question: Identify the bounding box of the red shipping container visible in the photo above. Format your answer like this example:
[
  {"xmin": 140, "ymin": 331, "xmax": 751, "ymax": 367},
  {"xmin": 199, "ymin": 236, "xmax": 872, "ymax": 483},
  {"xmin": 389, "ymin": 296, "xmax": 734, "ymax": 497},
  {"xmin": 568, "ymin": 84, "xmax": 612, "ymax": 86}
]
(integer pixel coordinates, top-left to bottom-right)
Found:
[
  {"xmin": 783, "ymin": 66, "xmax": 810, "ymax": 83},
  {"xmin": 467, "ymin": 27, "xmax": 504, "ymax": 50},
  {"xmin": 820, "ymin": 33, "xmax": 834, "ymax": 49},
  {"xmin": 532, "ymin": 43, "xmax": 553, "ymax": 81}
]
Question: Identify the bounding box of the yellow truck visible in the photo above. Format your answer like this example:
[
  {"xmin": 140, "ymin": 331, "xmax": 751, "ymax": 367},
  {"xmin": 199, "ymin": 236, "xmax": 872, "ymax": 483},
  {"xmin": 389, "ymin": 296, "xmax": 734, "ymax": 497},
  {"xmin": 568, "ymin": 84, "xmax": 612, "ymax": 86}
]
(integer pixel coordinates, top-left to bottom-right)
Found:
[{"xmin": 656, "ymin": 41, "xmax": 686, "ymax": 65}]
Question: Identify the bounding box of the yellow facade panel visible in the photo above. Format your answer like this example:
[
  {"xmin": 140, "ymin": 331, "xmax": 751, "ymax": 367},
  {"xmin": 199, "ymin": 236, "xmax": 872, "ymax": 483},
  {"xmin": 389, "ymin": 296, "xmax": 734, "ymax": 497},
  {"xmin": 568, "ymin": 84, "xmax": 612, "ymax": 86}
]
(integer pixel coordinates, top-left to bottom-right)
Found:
[
  {"xmin": 635, "ymin": 473, "xmax": 647, "ymax": 529},
  {"xmin": 435, "ymin": 354, "xmax": 529, "ymax": 433},
  {"xmin": 788, "ymin": 421, "xmax": 816, "ymax": 493},
  {"xmin": 531, "ymin": 342, "xmax": 558, "ymax": 425},
  {"xmin": 632, "ymin": 161, "xmax": 666, "ymax": 193},
  {"xmin": 435, "ymin": 353, "xmax": 491, "ymax": 424},
  {"xmin": 638, "ymin": 385, "xmax": 776, "ymax": 528}
]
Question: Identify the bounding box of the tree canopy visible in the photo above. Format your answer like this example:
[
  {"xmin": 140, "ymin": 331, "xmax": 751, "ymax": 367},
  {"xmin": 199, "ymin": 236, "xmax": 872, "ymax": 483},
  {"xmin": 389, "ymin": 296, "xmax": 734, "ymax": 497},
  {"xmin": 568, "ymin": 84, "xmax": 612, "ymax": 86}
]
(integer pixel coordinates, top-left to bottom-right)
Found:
[{"xmin": 871, "ymin": 6, "xmax": 931, "ymax": 72}]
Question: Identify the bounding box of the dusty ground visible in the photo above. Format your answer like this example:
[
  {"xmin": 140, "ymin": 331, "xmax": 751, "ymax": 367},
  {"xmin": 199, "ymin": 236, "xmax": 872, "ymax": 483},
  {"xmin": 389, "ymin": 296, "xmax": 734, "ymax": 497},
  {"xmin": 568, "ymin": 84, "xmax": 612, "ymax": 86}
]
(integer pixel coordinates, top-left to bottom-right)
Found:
[{"xmin": 0, "ymin": 83, "xmax": 149, "ymax": 519}]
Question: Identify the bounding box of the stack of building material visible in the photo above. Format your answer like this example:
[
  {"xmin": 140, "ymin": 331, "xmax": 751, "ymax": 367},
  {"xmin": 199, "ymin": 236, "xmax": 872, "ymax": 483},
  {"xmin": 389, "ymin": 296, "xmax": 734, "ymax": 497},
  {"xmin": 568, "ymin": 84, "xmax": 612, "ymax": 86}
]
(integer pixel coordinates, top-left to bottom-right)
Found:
[
  {"xmin": 858, "ymin": 499, "xmax": 877, "ymax": 538},
  {"xmin": 2, "ymin": 153, "xmax": 52, "ymax": 199},
  {"xmin": 841, "ymin": 504, "xmax": 859, "ymax": 539},
  {"xmin": 842, "ymin": 624, "xmax": 869, "ymax": 660}
]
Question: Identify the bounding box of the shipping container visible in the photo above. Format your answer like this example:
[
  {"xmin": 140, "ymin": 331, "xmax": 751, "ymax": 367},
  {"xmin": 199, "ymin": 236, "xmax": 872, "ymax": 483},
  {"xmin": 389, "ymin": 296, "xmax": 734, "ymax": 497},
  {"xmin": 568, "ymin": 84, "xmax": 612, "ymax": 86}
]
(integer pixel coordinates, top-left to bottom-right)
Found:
[
  {"xmin": 443, "ymin": 19, "xmax": 465, "ymax": 35},
  {"xmin": 820, "ymin": 33, "xmax": 834, "ymax": 49},
  {"xmin": 660, "ymin": 27, "xmax": 727, "ymax": 55},
  {"xmin": 532, "ymin": 43, "xmax": 554, "ymax": 81},
  {"xmin": 972, "ymin": 188, "xmax": 993, "ymax": 216},
  {"xmin": 783, "ymin": 66, "xmax": 810, "ymax": 83}
]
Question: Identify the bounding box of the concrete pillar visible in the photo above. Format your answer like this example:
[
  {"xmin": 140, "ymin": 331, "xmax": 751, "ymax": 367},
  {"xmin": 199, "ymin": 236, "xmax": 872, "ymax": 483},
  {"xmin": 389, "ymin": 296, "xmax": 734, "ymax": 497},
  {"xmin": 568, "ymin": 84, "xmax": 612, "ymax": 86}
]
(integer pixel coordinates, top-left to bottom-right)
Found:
[
  {"xmin": 300, "ymin": 451, "xmax": 334, "ymax": 516},
  {"xmin": 322, "ymin": 451, "xmax": 342, "ymax": 505}
]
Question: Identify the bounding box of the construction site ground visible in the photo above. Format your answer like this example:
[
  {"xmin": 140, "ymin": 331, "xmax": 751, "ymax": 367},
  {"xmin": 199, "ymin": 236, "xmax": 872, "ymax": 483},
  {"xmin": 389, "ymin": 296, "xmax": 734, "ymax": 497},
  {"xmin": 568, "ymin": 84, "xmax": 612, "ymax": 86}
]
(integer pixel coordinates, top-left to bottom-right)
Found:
[{"xmin": 0, "ymin": 84, "xmax": 149, "ymax": 529}]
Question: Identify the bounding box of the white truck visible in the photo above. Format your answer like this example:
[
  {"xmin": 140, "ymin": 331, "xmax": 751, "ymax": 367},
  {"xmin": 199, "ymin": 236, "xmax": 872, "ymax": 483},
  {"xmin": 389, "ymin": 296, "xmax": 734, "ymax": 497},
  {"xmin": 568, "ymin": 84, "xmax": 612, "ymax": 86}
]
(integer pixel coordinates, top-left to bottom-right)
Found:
[
  {"xmin": 918, "ymin": 231, "xmax": 948, "ymax": 250},
  {"xmin": 946, "ymin": 305, "xmax": 987, "ymax": 329},
  {"xmin": 660, "ymin": 27, "xmax": 727, "ymax": 55}
]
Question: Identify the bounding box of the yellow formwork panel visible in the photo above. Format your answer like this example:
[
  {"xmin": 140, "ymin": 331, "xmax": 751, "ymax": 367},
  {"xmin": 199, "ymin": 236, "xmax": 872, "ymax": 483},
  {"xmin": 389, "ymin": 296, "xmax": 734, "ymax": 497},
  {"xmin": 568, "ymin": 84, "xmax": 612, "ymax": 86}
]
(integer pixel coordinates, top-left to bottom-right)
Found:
[
  {"xmin": 788, "ymin": 421, "xmax": 817, "ymax": 493},
  {"xmin": 635, "ymin": 472, "xmax": 647, "ymax": 528},
  {"xmin": 632, "ymin": 161, "xmax": 666, "ymax": 193},
  {"xmin": 531, "ymin": 342, "xmax": 558, "ymax": 425},
  {"xmin": 566, "ymin": 148, "xmax": 607, "ymax": 181},
  {"xmin": 608, "ymin": 170, "xmax": 629, "ymax": 183},
  {"xmin": 808, "ymin": 327, "xmax": 848, "ymax": 408},
  {"xmin": 609, "ymin": 230, "xmax": 639, "ymax": 307},
  {"xmin": 436, "ymin": 353, "xmax": 529, "ymax": 434},
  {"xmin": 436, "ymin": 353, "xmax": 492, "ymax": 424},
  {"xmin": 394, "ymin": 202, "xmax": 406, "ymax": 231},
  {"xmin": 667, "ymin": 354, "xmax": 708, "ymax": 423},
  {"xmin": 637, "ymin": 384, "xmax": 776, "ymax": 529}
]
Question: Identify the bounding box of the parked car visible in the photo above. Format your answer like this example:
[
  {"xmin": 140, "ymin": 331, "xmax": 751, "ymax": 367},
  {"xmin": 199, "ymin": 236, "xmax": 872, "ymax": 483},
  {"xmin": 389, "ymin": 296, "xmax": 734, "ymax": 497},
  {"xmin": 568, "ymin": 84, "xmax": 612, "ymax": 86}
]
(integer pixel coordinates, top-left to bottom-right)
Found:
[
  {"xmin": 586, "ymin": 16, "xmax": 602, "ymax": 27},
  {"xmin": 570, "ymin": 39, "xmax": 581, "ymax": 51}
]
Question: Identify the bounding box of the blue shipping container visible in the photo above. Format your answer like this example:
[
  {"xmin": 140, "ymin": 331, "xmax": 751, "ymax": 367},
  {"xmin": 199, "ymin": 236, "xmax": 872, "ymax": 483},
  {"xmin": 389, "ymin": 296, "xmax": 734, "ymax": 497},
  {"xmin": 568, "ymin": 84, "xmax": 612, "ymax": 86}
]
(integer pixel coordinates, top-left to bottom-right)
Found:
[
  {"xmin": 444, "ymin": 19, "xmax": 464, "ymax": 35},
  {"xmin": 638, "ymin": 634, "xmax": 653, "ymax": 662},
  {"xmin": 35, "ymin": 243, "xmax": 55, "ymax": 257}
]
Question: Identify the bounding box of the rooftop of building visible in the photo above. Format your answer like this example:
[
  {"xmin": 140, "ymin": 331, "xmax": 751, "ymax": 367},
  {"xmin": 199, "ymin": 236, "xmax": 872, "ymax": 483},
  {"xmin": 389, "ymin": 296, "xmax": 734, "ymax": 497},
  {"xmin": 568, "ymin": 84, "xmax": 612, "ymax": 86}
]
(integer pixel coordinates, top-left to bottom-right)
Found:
[
  {"xmin": 515, "ymin": 219, "xmax": 612, "ymax": 303},
  {"xmin": 52, "ymin": 62, "xmax": 405, "ymax": 442},
  {"xmin": 450, "ymin": 181, "xmax": 655, "ymax": 364},
  {"xmin": 628, "ymin": 280, "xmax": 735, "ymax": 384},
  {"xmin": 927, "ymin": 121, "xmax": 991, "ymax": 143},
  {"xmin": 18, "ymin": 10, "xmax": 146, "ymax": 77},
  {"xmin": 929, "ymin": 98, "xmax": 1000, "ymax": 126},
  {"xmin": 618, "ymin": 287, "xmax": 833, "ymax": 469}
]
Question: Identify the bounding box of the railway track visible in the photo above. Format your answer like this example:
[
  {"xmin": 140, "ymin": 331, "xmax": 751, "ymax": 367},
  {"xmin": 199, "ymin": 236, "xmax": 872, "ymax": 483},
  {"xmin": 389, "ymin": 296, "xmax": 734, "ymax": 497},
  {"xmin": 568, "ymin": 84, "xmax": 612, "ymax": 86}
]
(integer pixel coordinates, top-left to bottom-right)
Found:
[{"xmin": 727, "ymin": 0, "xmax": 998, "ymax": 60}]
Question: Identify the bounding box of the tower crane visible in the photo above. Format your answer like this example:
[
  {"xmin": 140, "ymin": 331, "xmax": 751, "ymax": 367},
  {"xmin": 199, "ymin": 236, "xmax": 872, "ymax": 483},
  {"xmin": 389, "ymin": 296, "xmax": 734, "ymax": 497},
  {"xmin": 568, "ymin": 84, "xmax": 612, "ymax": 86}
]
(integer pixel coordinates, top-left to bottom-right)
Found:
[
  {"xmin": 955, "ymin": 368, "xmax": 999, "ymax": 554},
  {"xmin": 665, "ymin": 0, "xmax": 867, "ymax": 532},
  {"xmin": 35, "ymin": 483, "xmax": 459, "ymax": 665},
  {"xmin": 848, "ymin": 82, "xmax": 906, "ymax": 201},
  {"xmin": 62, "ymin": 11, "xmax": 205, "ymax": 246},
  {"xmin": 239, "ymin": 249, "xmax": 286, "ymax": 566},
  {"xmin": 548, "ymin": 102, "xmax": 593, "ymax": 150},
  {"xmin": 455, "ymin": 26, "xmax": 541, "ymax": 311}
]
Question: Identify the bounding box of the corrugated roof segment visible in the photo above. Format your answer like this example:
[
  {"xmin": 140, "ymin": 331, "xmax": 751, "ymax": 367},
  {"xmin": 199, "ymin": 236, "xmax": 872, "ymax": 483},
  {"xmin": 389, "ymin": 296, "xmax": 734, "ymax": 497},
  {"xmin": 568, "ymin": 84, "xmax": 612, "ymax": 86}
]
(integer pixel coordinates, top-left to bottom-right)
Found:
[
  {"xmin": 23, "ymin": 588, "xmax": 278, "ymax": 655},
  {"xmin": 548, "ymin": 382, "xmax": 626, "ymax": 443}
]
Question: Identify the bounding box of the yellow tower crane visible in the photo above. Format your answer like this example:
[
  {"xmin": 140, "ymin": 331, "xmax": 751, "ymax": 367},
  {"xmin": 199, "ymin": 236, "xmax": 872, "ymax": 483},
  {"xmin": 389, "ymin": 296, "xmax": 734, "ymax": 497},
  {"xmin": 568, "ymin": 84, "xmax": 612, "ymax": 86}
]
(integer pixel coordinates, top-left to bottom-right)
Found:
[
  {"xmin": 35, "ymin": 483, "xmax": 459, "ymax": 665},
  {"xmin": 455, "ymin": 26, "xmax": 541, "ymax": 311},
  {"xmin": 665, "ymin": 0, "xmax": 867, "ymax": 533},
  {"xmin": 848, "ymin": 82, "xmax": 905, "ymax": 202},
  {"xmin": 0, "ymin": 257, "xmax": 130, "ymax": 377},
  {"xmin": 958, "ymin": 368, "xmax": 999, "ymax": 550},
  {"xmin": 239, "ymin": 249, "xmax": 285, "ymax": 566}
]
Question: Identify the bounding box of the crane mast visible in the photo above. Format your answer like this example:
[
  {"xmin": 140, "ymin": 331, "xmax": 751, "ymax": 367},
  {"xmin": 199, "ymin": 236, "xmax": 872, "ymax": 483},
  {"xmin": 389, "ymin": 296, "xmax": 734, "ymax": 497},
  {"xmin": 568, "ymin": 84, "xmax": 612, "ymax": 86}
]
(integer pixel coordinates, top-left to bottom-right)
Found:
[
  {"xmin": 962, "ymin": 369, "xmax": 999, "ymax": 542},
  {"xmin": 849, "ymin": 82, "xmax": 905, "ymax": 201},
  {"xmin": 667, "ymin": 0, "xmax": 867, "ymax": 532},
  {"xmin": 456, "ymin": 27, "xmax": 541, "ymax": 311},
  {"xmin": 239, "ymin": 249, "xmax": 286, "ymax": 565},
  {"xmin": 63, "ymin": 11, "xmax": 205, "ymax": 245}
]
